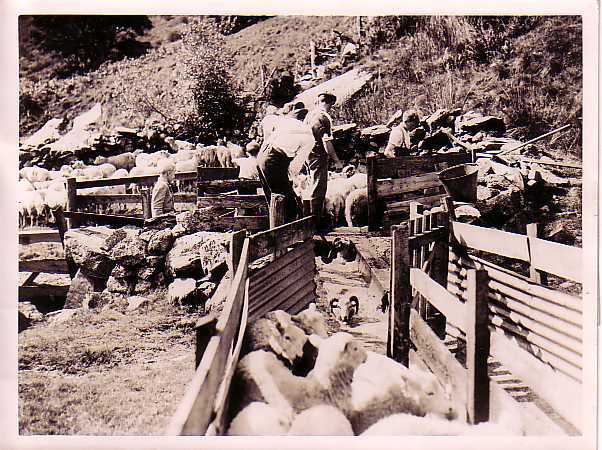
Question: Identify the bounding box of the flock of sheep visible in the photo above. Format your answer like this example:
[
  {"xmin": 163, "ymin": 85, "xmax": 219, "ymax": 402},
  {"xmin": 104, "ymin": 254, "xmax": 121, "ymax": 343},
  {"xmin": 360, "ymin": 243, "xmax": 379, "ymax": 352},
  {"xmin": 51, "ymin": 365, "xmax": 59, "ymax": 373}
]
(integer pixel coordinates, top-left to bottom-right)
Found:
[
  {"xmin": 18, "ymin": 131, "xmax": 369, "ymax": 229},
  {"xmin": 226, "ymin": 306, "xmax": 521, "ymax": 436}
]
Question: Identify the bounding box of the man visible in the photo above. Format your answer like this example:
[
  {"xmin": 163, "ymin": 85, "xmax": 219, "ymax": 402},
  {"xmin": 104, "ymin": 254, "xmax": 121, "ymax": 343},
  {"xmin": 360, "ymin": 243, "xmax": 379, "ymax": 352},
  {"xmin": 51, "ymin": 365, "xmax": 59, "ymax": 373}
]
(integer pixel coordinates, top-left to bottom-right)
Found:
[
  {"xmin": 303, "ymin": 92, "xmax": 343, "ymax": 222},
  {"xmin": 151, "ymin": 160, "xmax": 176, "ymax": 217},
  {"xmin": 384, "ymin": 109, "xmax": 421, "ymax": 157},
  {"xmin": 256, "ymin": 103, "xmax": 314, "ymax": 222}
]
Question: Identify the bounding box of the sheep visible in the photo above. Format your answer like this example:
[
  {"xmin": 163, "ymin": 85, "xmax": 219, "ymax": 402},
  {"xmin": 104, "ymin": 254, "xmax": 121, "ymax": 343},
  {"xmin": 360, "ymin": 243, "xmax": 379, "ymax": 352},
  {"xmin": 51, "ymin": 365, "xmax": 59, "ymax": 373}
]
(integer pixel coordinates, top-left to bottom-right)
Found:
[
  {"xmin": 227, "ymin": 401, "xmax": 290, "ymax": 436},
  {"xmin": 226, "ymin": 141, "xmax": 246, "ymax": 159},
  {"xmin": 241, "ymin": 310, "xmax": 309, "ymax": 370},
  {"xmin": 329, "ymin": 296, "xmax": 359, "ymax": 326},
  {"xmin": 288, "ymin": 405, "xmax": 354, "ymax": 436},
  {"xmin": 215, "ymin": 145, "xmax": 234, "ymax": 168},
  {"xmin": 99, "ymin": 163, "xmax": 117, "ymax": 178},
  {"xmin": 291, "ymin": 303, "xmax": 328, "ymax": 338},
  {"xmin": 83, "ymin": 166, "xmax": 103, "ymax": 180},
  {"xmin": 94, "ymin": 152, "xmax": 137, "ymax": 171},
  {"xmin": 19, "ymin": 166, "xmax": 49, "ymax": 183},
  {"xmin": 348, "ymin": 351, "xmax": 459, "ymax": 434},
  {"xmin": 175, "ymin": 156, "xmax": 198, "ymax": 174},
  {"xmin": 44, "ymin": 188, "xmax": 68, "ymax": 223},
  {"xmin": 361, "ymin": 413, "xmax": 520, "ymax": 436},
  {"xmin": 344, "ymin": 188, "xmax": 368, "ymax": 228},
  {"xmin": 323, "ymin": 174, "xmax": 366, "ymax": 226},
  {"xmin": 19, "ymin": 189, "xmax": 45, "ymax": 227},
  {"xmin": 59, "ymin": 165, "xmax": 73, "ymax": 177},
  {"xmin": 165, "ymin": 136, "xmax": 195, "ymax": 152}
]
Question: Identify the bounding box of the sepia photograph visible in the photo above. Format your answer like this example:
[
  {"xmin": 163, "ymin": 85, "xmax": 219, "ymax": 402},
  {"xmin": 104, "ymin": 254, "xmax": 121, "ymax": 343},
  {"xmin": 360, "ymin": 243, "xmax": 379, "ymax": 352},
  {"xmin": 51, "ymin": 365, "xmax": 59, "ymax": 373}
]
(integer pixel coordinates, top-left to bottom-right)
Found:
[{"xmin": 2, "ymin": 1, "xmax": 598, "ymax": 449}]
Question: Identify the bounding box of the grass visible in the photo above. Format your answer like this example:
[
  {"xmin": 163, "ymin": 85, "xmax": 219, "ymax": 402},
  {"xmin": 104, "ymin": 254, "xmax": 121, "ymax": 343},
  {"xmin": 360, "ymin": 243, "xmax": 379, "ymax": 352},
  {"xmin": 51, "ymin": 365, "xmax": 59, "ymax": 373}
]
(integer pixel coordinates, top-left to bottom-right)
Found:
[{"xmin": 18, "ymin": 290, "xmax": 200, "ymax": 435}]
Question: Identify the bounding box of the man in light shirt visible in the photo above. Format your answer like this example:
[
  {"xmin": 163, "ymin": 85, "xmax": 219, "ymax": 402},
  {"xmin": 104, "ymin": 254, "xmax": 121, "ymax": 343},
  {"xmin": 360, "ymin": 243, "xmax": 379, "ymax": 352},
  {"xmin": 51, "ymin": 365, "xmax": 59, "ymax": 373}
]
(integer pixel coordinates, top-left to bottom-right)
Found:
[
  {"xmin": 151, "ymin": 161, "xmax": 176, "ymax": 217},
  {"xmin": 384, "ymin": 109, "xmax": 420, "ymax": 157}
]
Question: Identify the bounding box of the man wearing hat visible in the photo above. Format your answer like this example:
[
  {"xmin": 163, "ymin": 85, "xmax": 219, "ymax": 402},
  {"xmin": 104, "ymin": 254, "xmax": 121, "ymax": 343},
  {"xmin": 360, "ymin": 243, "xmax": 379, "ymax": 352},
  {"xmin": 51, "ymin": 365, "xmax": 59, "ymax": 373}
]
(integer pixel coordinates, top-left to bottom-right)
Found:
[{"xmin": 303, "ymin": 92, "xmax": 344, "ymax": 223}]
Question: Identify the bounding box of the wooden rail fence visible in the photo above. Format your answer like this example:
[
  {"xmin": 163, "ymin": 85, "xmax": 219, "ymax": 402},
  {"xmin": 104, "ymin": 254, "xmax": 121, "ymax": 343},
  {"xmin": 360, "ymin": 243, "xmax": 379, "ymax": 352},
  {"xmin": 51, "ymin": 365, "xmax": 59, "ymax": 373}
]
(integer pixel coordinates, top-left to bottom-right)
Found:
[{"xmin": 167, "ymin": 211, "xmax": 316, "ymax": 435}]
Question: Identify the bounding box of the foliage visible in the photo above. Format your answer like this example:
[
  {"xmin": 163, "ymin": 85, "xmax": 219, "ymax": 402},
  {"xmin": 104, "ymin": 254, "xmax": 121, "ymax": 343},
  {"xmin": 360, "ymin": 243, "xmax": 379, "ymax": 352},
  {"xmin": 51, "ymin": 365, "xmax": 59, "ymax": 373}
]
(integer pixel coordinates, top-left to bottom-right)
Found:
[
  {"xmin": 207, "ymin": 15, "xmax": 273, "ymax": 35},
  {"xmin": 20, "ymin": 15, "xmax": 152, "ymax": 78}
]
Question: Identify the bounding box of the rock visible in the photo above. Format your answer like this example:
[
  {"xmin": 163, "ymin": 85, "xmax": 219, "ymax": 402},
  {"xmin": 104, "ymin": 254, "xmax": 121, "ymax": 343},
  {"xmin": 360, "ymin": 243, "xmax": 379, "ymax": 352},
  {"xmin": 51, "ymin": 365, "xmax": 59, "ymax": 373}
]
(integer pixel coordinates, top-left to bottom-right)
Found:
[
  {"xmin": 546, "ymin": 222, "xmax": 575, "ymax": 245},
  {"xmin": 18, "ymin": 311, "xmax": 32, "ymax": 332},
  {"xmin": 360, "ymin": 125, "xmax": 390, "ymax": 140},
  {"xmin": 454, "ymin": 204, "xmax": 481, "ymax": 223},
  {"xmin": 476, "ymin": 186, "xmax": 494, "ymax": 201},
  {"xmin": 139, "ymin": 230, "xmax": 155, "ymax": 243},
  {"xmin": 110, "ymin": 264, "xmax": 135, "ymax": 279},
  {"xmin": 154, "ymin": 272, "xmax": 165, "ymax": 286},
  {"xmin": 197, "ymin": 281, "xmax": 217, "ymax": 299},
  {"xmin": 418, "ymin": 129, "xmax": 451, "ymax": 150},
  {"xmin": 82, "ymin": 291, "xmax": 111, "ymax": 310},
  {"xmin": 476, "ymin": 158, "xmax": 492, "ymax": 178},
  {"xmin": 18, "ymin": 301, "xmax": 44, "ymax": 322},
  {"xmin": 175, "ymin": 207, "xmax": 225, "ymax": 233},
  {"xmin": 47, "ymin": 308, "xmax": 79, "ymax": 325},
  {"xmin": 458, "ymin": 115, "xmax": 505, "ymax": 135},
  {"xmin": 106, "ymin": 275, "xmax": 130, "ymax": 295},
  {"xmin": 137, "ymin": 266, "xmax": 157, "ymax": 281},
  {"xmin": 134, "ymin": 280, "xmax": 154, "ymax": 295},
  {"xmin": 64, "ymin": 229, "xmax": 114, "ymax": 278},
  {"xmin": 484, "ymin": 173, "xmax": 512, "ymax": 190},
  {"xmin": 171, "ymin": 224, "xmax": 187, "ymax": 238},
  {"xmin": 166, "ymin": 232, "xmax": 229, "ymax": 278},
  {"xmin": 65, "ymin": 269, "xmax": 107, "ymax": 309},
  {"xmin": 127, "ymin": 296, "xmax": 149, "ymax": 312},
  {"xmin": 490, "ymin": 161, "xmax": 525, "ymax": 190},
  {"xmin": 539, "ymin": 169, "xmax": 569, "ymax": 186},
  {"xmin": 110, "ymin": 232, "xmax": 146, "ymax": 268},
  {"xmin": 147, "ymin": 229, "xmax": 175, "ymax": 255},
  {"xmin": 425, "ymin": 109, "xmax": 450, "ymax": 131},
  {"xmin": 168, "ymin": 278, "xmax": 200, "ymax": 305},
  {"xmin": 146, "ymin": 255, "xmax": 165, "ymax": 268}
]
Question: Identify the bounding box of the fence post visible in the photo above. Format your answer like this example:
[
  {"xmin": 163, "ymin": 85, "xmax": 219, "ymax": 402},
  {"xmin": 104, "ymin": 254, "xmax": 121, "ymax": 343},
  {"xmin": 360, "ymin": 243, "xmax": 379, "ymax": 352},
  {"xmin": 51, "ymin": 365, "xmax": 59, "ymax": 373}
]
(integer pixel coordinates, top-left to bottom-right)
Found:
[
  {"xmin": 228, "ymin": 230, "xmax": 246, "ymax": 277},
  {"xmin": 66, "ymin": 177, "xmax": 80, "ymax": 229},
  {"xmin": 194, "ymin": 315, "xmax": 218, "ymax": 368},
  {"xmin": 388, "ymin": 223, "xmax": 411, "ymax": 366},
  {"xmin": 269, "ymin": 194, "xmax": 286, "ymax": 257},
  {"xmin": 527, "ymin": 223, "xmax": 548, "ymax": 286},
  {"xmin": 465, "ymin": 268, "xmax": 490, "ymax": 424},
  {"xmin": 367, "ymin": 155, "xmax": 378, "ymax": 231},
  {"xmin": 141, "ymin": 187, "xmax": 152, "ymax": 219}
]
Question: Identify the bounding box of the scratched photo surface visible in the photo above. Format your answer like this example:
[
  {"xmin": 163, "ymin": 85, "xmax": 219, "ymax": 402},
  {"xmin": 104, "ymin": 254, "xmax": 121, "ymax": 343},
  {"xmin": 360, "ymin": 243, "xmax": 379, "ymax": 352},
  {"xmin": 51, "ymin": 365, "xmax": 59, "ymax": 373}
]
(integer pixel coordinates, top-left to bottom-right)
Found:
[{"xmin": 10, "ymin": 6, "xmax": 597, "ymax": 450}]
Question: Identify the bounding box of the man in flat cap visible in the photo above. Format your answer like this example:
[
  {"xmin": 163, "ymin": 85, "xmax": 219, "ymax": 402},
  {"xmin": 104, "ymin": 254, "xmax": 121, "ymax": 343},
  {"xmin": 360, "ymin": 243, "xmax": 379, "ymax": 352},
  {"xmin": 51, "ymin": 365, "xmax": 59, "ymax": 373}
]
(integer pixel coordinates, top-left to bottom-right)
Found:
[{"xmin": 303, "ymin": 92, "xmax": 343, "ymax": 224}]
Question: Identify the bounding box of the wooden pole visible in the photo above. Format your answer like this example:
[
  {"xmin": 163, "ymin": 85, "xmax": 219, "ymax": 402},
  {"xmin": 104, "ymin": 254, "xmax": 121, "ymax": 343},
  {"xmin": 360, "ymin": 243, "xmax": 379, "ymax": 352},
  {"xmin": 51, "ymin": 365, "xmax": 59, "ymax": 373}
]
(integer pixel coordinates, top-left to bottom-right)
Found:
[
  {"xmin": 66, "ymin": 177, "xmax": 79, "ymax": 229},
  {"xmin": 194, "ymin": 315, "xmax": 217, "ymax": 368},
  {"xmin": 388, "ymin": 223, "xmax": 411, "ymax": 366},
  {"xmin": 527, "ymin": 223, "xmax": 548, "ymax": 286},
  {"xmin": 465, "ymin": 268, "xmax": 490, "ymax": 424},
  {"xmin": 367, "ymin": 155, "xmax": 378, "ymax": 231},
  {"xmin": 141, "ymin": 188, "xmax": 152, "ymax": 219},
  {"xmin": 228, "ymin": 230, "xmax": 246, "ymax": 277},
  {"xmin": 496, "ymin": 124, "xmax": 572, "ymax": 158},
  {"xmin": 269, "ymin": 194, "xmax": 286, "ymax": 257},
  {"xmin": 310, "ymin": 40, "xmax": 316, "ymax": 78}
]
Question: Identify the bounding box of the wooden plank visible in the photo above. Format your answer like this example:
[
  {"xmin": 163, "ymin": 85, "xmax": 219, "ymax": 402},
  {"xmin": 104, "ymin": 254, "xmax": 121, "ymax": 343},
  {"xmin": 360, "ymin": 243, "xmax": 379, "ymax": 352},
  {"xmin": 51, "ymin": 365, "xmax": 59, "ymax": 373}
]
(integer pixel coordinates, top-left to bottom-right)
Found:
[
  {"xmin": 197, "ymin": 180, "xmax": 262, "ymax": 191},
  {"xmin": 248, "ymin": 216, "xmax": 314, "ymax": 261},
  {"xmin": 228, "ymin": 230, "xmax": 246, "ymax": 276},
  {"xmin": 375, "ymin": 153, "xmax": 472, "ymax": 179},
  {"xmin": 286, "ymin": 290, "xmax": 317, "ymax": 316},
  {"xmin": 268, "ymin": 280, "xmax": 316, "ymax": 317},
  {"xmin": 465, "ymin": 269, "xmax": 490, "ymax": 424},
  {"xmin": 248, "ymin": 252, "xmax": 315, "ymax": 299},
  {"xmin": 389, "ymin": 224, "xmax": 411, "ymax": 365},
  {"xmin": 75, "ymin": 170, "xmax": 197, "ymax": 190},
  {"xmin": 197, "ymin": 166, "xmax": 240, "ymax": 181},
  {"xmin": 529, "ymin": 237, "xmax": 582, "ymax": 283},
  {"xmin": 376, "ymin": 172, "xmax": 442, "ymax": 198},
  {"xmin": 450, "ymin": 222, "xmax": 531, "ymax": 261},
  {"xmin": 269, "ymin": 194, "xmax": 286, "ymax": 257},
  {"xmin": 19, "ymin": 229, "xmax": 62, "ymax": 245},
  {"xmin": 248, "ymin": 264, "xmax": 317, "ymax": 319},
  {"xmin": 63, "ymin": 211, "xmax": 146, "ymax": 227},
  {"xmin": 489, "ymin": 325, "xmax": 581, "ymax": 382},
  {"xmin": 520, "ymin": 157, "xmax": 582, "ymax": 169},
  {"xmin": 197, "ymin": 195, "xmax": 266, "ymax": 209},
  {"xmin": 195, "ymin": 315, "xmax": 218, "ymax": 368},
  {"xmin": 66, "ymin": 177, "xmax": 79, "ymax": 228},
  {"xmin": 409, "ymin": 309, "xmax": 468, "ymax": 411},
  {"xmin": 174, "ymin": 192, "xmax": 198, "ymax": 203},
  {"xmin": 77, "ymin": 194, "xmax": 141, "ymax": 204},
  {"xmin": 367, "ymin": 155, "xmax": 378, "ymax": 231},
  {"xmin": 250, "ymin": 278, "xmax": 316, "ymax": 321},
  {"xmin": 231, "ymin": 216, "xmax": 269, "ymax": 232},
  {"xmin": 19, "ymin": 258, "xmax": 69, "ymax": 274},
  {"xmin": 410, "ymin": 268, "xmax": 466, "ymax": 330},
  {"xmin": 19, "ymin": 284, "xmax": 70, "ymax": 298},
  {"xmin": 20, "ymin": 271, "xmax": 39, "ymax": 286},
  {"xmin": 248, "ymin": 240, "xmax": 315, "ymax": 288},
  {"xmin": 449, "ymin": 252, "xmax": 582, "ymax": 312},
  {"xmin": 387, "ymin": 193, "xmax": 447, "ymax": 212}
]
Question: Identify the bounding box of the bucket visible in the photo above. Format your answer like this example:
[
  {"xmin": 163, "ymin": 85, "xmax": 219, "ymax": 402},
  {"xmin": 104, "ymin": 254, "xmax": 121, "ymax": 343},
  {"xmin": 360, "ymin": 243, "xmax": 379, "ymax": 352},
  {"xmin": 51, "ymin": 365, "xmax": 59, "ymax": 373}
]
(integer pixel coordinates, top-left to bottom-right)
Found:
[{"xmin": 438, "ymin": 163, "xmax": 479, "ymax": 203}]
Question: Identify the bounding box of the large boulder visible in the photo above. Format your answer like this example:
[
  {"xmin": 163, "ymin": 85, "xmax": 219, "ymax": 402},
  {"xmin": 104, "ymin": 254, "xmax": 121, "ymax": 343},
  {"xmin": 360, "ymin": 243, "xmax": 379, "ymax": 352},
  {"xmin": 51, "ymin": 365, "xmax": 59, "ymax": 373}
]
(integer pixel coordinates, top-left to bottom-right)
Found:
[
  {"xmin": 168, "ymin": 278, "xmax": 203, "ymax": 305},
  {"xmin": 110, "ymin": 230, "xmax": 147, "ymax": 268},
  {"xmin": 166, "ymin": 232, "xmax": 229, "ymax": 278},
  {"xmin": 64, "ymin": 228, "xmax": 114, "ymax": 278},
  {"xmin": 65, "ymin": 269, "xmax": 107, "ymax": 309},
  {"xmin": 147, "ymin": 229, "xmax": 175, "ymax": 255},
  {"xmin": 458, "ymin": 115, "xmax": 505, "ymax": 135}
]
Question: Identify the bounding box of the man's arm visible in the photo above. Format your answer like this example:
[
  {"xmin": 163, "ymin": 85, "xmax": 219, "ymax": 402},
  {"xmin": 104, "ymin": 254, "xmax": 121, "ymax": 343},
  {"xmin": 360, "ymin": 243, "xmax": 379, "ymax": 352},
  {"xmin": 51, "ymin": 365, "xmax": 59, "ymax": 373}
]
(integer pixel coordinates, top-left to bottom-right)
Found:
[
  {"xmin": 151, "ymin": 183, "xmax": 167, "ymax": 217},
  {"xmin": 322, "ymin": 136, "xmax": 343, "ymax": 168}
]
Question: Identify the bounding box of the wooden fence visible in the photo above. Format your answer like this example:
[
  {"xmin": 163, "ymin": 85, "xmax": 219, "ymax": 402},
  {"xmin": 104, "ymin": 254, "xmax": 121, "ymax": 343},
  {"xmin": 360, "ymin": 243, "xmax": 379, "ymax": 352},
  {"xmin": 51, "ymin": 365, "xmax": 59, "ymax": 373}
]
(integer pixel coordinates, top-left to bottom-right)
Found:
[
  {"xmin": 166, "ymin": 212, "xmax": 316, "ymax": 436},
  {"xmin": 388, "ymin": 199, "xmax": 583, "ymax": 427},
  {"xmin": 366, "ymin": 152, "xmax": 472, "ymax": 231}
]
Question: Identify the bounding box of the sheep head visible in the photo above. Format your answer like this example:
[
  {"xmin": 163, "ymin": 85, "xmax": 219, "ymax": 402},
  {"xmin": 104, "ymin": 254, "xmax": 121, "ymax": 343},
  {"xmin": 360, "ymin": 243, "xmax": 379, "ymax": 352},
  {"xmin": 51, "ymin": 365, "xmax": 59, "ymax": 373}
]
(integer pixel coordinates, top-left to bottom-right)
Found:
[{"xmin": 267, "ymin": 317, "xmax": 308, "ymax": 368}]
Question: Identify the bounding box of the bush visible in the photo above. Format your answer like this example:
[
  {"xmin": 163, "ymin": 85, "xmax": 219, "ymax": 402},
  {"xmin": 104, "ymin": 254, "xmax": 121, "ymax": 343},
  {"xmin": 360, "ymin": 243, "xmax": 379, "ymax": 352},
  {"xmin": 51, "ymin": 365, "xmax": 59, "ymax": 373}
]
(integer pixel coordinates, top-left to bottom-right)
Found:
[{"xmin": 115, "ymin": 19, "xmax": 248, "ymax": 142}]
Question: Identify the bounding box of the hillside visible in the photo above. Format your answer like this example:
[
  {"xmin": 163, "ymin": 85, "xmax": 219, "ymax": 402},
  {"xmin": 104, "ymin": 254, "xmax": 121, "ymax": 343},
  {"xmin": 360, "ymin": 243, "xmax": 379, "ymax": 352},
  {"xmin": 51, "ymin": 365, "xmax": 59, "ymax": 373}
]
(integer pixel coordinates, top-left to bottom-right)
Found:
[{"xmin": 19, "ymin": 15, "xmax": 582, "ymax": 157}]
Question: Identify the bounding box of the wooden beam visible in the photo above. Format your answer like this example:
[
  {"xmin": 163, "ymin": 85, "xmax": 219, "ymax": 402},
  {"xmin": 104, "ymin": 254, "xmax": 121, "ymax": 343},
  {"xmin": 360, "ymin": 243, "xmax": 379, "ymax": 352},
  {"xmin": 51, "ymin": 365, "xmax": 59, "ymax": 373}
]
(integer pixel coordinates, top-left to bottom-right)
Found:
[
  {"xmin": 19, "ymin": 229, "xmax": 62, "ymax": 245},
  {"xmin": 269, "ymin": 194, "xmax": 286, "ymax": 257},
  {"xmin": 248, "ymin": 216, "xmax": 314, "ymax": 261},
  {"xmin": 248, "ymin": 240, "xmax": 314, "ymax": 287},
  {"xmin": 19, "ymin": 258, "xmax": 69, "ymax": 274},
  {"xmin": 465, "ymin": 268, "xmax": 490, "ymax": 424},
  {"xmin": 387, "ymin": 193, "xmax": 447, "ymax": 212},
  {"xmin": 375, "ymin": 153, "xmax": 472, "ymax": 179},
  {"xmin": 526, "ymin": 223, "xmax": 548, "ymax": 285},
  {"xmin": 375, "ymin": 172, "xmax": 442, "ymax": 198},
  {"xmin": 228, "ymin": 230, "xmax": 246, "ymax": 277},
  {"xmin": 66, "ymin": 177, "xmax": 79, "ymax": 228},
  {"xmin": 450, "ymin": 221, "xmax": 531, "ymax": 262},
  {"xmin": 19, "ymin": 284, "xmax": 70, "ymax": 299},
  {"xmin": 367, "ymin": 155, "xmax": 378, "ymax": 231},
  {"xmin": 197, "ymin": 167, "xmax": 240, "ymax": 181},
  {"xmin": 75, "ymin": 170, "xmax": 197, "ymax": 190},
  {"xmin": 197, "ymin": 195, "xmax": 266, "ymax": 209},
  {"xmin": 63, "ymin": 211, "xmax": 146, "ymax": 227},
  {"xmin": 195, "ymin": 314, "xmax": 218, "ymax": 368},
  {"xmin": 77, "ymin": 194, "xmax": 142, "ymax": 204},
  {"xmin": 528, "ymin": 236, "xmax": 582, "ymax": 283},
  {"xmin": 519, "ymin": 157, "xmax": 582, "ymax": 169},
  {"xmin": 197, "ymin": 179, "xmax": 262, "ymax": 192},
  {"xmin": 389, "ymin": 223, "xmax": 411, "ymax": 365}
]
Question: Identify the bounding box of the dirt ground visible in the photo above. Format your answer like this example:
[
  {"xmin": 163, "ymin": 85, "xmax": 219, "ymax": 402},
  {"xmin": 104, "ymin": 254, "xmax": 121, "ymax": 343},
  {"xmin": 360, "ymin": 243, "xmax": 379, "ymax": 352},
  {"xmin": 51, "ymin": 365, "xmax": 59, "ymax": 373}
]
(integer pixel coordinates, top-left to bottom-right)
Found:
[{"xmin": 18, "ymin": 290, "xmax": 200, "ymax": 435}]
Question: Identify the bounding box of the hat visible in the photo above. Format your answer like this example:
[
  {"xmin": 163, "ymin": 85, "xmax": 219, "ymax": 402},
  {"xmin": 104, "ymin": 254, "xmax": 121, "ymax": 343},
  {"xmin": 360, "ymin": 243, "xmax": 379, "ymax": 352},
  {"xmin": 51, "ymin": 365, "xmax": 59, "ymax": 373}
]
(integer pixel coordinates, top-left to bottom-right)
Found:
[
  {"xmin": 317, "ymin": 92, "xmax": 337, "ymax": 105},
  {"xmin": 289, "ymin": 101, "xmax": 308, "ymax": 120}
]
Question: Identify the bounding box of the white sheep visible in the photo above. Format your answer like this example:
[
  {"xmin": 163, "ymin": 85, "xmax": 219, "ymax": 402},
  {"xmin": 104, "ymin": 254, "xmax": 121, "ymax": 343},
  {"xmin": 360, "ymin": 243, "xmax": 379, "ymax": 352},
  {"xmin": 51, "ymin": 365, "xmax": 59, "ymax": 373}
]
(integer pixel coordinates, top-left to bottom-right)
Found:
[
  {"xmin": 226, "ymin": 141, "xmax": 246, "ymax": 159},
  {"xmin": 165, "ymin": 136, "xmax": 195, "ymax": 153},
  {"xmin": 94, "ymin": 152, "xmax": 138, "ymax": 171},
  {"xmin": 348, "ymin": 351, "xmax": 459, "ymax": 434},
  {"xmin": 227, "ymin": 401, "xmax": 290, "ymax": 436},
  {"xmin": 361, "ymin": 412, "xmax": 520, "ymax": 436},
  {"xmin": 344, "ymin": 188, "xmax": 368, "ymax": 228},
  {"xmin": 83, "ymin": 166, "xmax": 103, "ymax": 180},
  {"xmin": 19, "ymin": 166, "xmax": 50, "ymax": 183},
  {"xmin": 291, "ymin": 303, "xmax": 328, "ymax": 338},
  {"xmin": 288, "ymin": 405, "xmax": 354, "ymax": 436},
  {"xmin": 99, "ymin": 163, "xmax": 117, "ymax": 178},
  {"xmin": 19, "ymin": 189, "xmax": 45, "ymax": 227},
  {"xmin": 175, "ymin": 156, "xmax": 198, "ymax": 174}
]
